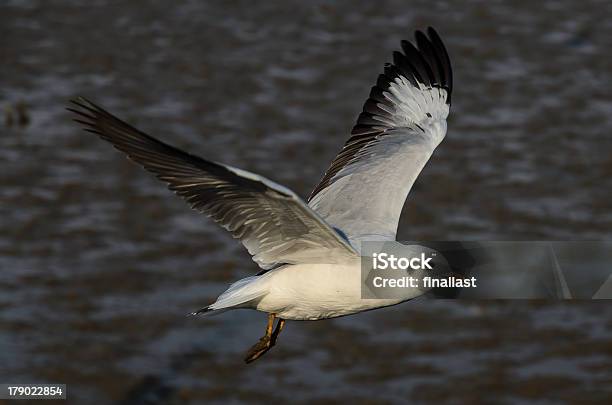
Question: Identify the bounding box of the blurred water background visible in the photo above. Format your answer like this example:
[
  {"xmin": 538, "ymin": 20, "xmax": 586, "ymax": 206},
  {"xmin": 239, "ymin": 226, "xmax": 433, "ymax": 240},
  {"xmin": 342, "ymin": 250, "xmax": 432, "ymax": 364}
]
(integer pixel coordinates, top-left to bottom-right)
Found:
[{"xmin": 2, "ymin": 0, "xmax": 612, "ymax": 403}]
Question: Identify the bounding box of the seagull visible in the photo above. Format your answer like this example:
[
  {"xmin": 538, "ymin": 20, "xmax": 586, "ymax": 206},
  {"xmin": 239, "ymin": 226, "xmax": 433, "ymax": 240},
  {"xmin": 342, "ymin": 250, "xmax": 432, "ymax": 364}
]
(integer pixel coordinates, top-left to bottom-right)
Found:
[{"xmin": 68, "ymin": 26, "xmax": 452, "ymax": 363}]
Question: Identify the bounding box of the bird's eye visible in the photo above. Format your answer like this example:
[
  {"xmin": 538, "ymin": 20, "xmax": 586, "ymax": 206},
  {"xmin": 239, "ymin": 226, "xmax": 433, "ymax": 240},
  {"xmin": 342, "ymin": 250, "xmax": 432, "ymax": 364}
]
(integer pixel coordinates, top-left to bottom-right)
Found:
[{"xmin": 426, "ymin": 112, "xmax": 432, "ymax": 118}]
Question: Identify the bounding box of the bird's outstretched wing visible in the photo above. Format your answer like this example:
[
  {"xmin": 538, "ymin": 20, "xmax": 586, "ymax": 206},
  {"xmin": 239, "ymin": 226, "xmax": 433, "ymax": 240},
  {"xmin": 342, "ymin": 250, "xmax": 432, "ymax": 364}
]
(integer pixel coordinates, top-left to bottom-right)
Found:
[
  {"xmin": 308, "ymin": 27, "xmax": 452, "ymax": 245},
  {"xmin": 68, "ymin": 98, "xmax": 356, "ymax": 270}
]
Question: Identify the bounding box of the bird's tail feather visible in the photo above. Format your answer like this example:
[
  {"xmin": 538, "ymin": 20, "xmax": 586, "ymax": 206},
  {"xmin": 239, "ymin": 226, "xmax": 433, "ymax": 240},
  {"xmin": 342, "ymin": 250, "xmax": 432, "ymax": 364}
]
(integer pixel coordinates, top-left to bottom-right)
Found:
[
  {"xmin": 194, "ymin": 275, "xmax": 267, "ymax": 316},
  {"xmin": 190, "ymin": 306, "xmax": 229, "ymax": 317}
]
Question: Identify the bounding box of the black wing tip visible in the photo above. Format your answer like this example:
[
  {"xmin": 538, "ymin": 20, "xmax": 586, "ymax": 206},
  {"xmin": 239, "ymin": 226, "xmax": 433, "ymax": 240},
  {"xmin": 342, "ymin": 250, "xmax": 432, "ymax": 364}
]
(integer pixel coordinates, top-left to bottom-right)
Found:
[
  {"xmin": 413, "ymin": 29, "xmax": 428, "ymax": 43},
  {"xmin": 67, "ymin": 96, "xmax": 108, "ymax": 116},
  {"xmin": 67, "ymin": 97, "xmax": 103, "ymax": 133},
  {"xmin": 384, "ymin": 27, "xmax": 452, "ymax": 102},
  {"xmin": 337, "ymin": 26, "xmax": 453, "ymax": 184},
  {"xmin": 68, "ymin": 96, "xmax": 91, "ymax": 109},
  {"xmin": 425, "ymin": 26, "xmax": 453, "ymax": 92},
  {"xmin": 426, "ymin": 26, "xmax": 441, "ymax": 40},
  {"xmin": 414, "ymin": 27, "xmax": 452, "ymax": 95},
  {"xmin": 349, "ymin": 26, "xmax": 453, "ymax": 133}
]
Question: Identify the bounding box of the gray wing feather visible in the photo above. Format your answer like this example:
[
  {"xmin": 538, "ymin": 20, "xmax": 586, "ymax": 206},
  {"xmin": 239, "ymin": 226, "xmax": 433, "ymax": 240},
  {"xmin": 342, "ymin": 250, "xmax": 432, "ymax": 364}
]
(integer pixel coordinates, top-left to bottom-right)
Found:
[
  {"xmin": 308, "ymin": 27, "xmax": 452, "ymax": 245},
  {"xmin": 68, "ymin": 98, "xmax": 356, "ymax": 270}
]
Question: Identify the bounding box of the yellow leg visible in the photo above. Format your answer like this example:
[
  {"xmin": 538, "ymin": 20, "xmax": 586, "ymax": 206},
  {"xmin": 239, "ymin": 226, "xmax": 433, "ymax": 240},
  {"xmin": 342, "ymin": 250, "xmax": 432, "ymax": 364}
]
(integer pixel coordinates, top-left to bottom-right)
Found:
[
  {"xmin": 270, "ymin": 319, "xmax": 285, "ymax": 345},
  {"xmin": 244, "ymin": 314, "xmax": 286, "ymax": 364},
  {"xmin": 265, "ymin": 313, "xmax": 275, "ymax": 335}
]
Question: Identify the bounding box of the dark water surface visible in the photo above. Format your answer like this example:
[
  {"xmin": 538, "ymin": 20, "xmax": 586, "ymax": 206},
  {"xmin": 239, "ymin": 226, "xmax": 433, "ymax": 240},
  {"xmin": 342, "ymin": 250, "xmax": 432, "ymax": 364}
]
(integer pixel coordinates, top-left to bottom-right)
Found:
[{"xmin": 2, "ymin": 0, "xmax": 612, "ymax": 403}]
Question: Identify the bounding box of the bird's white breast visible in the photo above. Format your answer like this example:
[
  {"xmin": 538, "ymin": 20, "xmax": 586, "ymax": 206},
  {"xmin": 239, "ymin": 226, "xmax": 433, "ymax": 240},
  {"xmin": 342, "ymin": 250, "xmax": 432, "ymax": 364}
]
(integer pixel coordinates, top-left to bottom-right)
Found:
[{"xmin": 254, "ymin": 258, "xmax": 421, "ymax": 320}]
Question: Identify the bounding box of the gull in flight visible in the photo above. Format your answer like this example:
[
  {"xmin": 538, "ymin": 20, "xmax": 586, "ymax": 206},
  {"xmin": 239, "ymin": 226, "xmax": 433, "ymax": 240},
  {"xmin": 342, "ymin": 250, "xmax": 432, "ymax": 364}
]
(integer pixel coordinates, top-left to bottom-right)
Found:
[{"xmin": 68, "ymin": 27, "xmax": 452, "ymax": 363}]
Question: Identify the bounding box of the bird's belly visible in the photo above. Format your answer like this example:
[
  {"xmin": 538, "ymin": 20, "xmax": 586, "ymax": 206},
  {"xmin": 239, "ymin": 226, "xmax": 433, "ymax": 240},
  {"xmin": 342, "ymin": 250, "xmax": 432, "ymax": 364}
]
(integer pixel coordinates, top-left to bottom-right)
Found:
[{"xmin": 254, "ymin": 261, "xmax": 414, "ymax": 321}]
